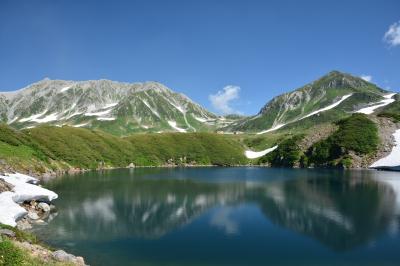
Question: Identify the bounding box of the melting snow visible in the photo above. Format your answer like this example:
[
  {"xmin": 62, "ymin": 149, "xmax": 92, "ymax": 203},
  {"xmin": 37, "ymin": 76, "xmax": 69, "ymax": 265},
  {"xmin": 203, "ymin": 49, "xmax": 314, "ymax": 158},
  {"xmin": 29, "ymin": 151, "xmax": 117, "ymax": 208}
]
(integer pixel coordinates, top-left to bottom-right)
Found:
[
  {"xmin": 103, "ymin": 102, "xmax": 119, "ymax": 109},
  {"xmin": 7, "ymin": 116, "xmax": 19, "ymax": 124},
  {"xmin": 142, "ymin": 99, "xmax": 161, "ymax": 118},
  {"xmin": 257, "ymin": 124, "xmax": 286, "ymax": 135},
  {"xmin": 31, "ymin": 112, "xmax": 59, "ymax": 123},
  {"xmin": 257, "ymin": 94, "xmax": 353, "ymax": 134},
  {"xmin": 193, "ymin": 115, "xmax": 208, "ymax": 122},
  {"xmin": 356, "ymin": 93, "xmax": 396, "ymax": 115},
  {"xmin": 245, "ymin": 145, "xmax": 278, "ymax": 159},
  {"xmin": 97, "ymin": 117, "xmax": 116, "ymax": 121},
  {"xmin": 73, "ymin": 122, "xmax": 89, "ymax": 127},
  {"xmin": 168, "ymin": 120, "xmax": 187, "ymax": 133},
  {"xmin": 19, "ymin": 109, "xmax": 48, "ymax": 122},
  {"xmin": 60, "ymin": 85, "xmax": 73, "ymax": 93},
  {"xmin": 300, "ymin": 94, "xmax": 353, "ymax": 120},
  {"xmin": 370, "ymin": 129, "xmax": 400, "ymax": 169},
  {"xmin": 85, "ymin": 109, "xmax": 112, "ymax": 117},
  {"xmin": 0, "ymin": 173, "xmax": 58, "ymax": 227}
]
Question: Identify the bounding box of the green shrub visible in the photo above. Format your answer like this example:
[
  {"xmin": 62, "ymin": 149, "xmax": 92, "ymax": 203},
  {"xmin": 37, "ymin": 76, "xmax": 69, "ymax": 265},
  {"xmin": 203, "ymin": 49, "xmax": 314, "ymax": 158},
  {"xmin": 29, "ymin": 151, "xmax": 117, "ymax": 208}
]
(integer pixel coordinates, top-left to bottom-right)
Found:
[
  {"xmin": 259, "ymin": 135, "xmax": 304, "ymax": 167},
  {"xmin": 306, "ymin": 114, "xmax": 378, "ymax": 167}
]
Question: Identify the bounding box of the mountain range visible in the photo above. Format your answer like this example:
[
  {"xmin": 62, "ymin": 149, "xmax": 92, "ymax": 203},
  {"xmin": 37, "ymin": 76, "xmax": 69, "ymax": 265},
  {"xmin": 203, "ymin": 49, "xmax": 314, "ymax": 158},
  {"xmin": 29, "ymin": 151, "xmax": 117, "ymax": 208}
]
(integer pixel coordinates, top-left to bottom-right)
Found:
[{"xmin": 0, "ymin": 71, "xmax": 397, "ymax": 136}]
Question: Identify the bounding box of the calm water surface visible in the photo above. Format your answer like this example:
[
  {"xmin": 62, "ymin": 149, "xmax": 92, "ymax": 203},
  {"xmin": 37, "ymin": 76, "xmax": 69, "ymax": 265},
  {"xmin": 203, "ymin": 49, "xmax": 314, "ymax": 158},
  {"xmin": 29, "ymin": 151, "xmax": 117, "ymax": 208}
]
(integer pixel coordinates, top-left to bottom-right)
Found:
[{"xmin": 33, "ymin": 167, "xmax": 400, "ymax": 266}]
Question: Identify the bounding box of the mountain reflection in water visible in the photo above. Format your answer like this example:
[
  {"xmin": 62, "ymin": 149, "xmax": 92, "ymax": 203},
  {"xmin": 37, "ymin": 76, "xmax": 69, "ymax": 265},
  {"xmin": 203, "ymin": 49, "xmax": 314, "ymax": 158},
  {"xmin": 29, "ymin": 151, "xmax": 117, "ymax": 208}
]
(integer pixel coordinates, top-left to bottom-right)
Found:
[{"xmin": 34, "ymin": 168, "xmax": 400, "ymax": 266}]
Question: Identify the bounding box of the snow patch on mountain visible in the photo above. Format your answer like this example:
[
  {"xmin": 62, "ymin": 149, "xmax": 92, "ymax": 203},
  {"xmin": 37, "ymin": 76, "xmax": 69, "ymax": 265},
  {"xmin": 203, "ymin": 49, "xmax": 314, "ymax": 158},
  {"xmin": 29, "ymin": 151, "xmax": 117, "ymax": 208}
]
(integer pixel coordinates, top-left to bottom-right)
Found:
[
  {"xmin": 31, "ymin": 112, "xmax": 59, "ymax": 123},
  {"xmin": 192, "ymin": 115, "xmax": 207, "ymax": 122},
  {"xmin": 356, "ymin": 93, "xmax": 396, "ymax": 115},
  {"xmin": 245, "ymin": 145, "xmax": 278, "ymax": 159},
  {"xmin": 141, "ymin": 99, "xmax": 161, "ymax": 118},
  {"xmin": 85, "ymin": 109, "xmax": 113, "ymax": 117},
  {"xmin": 257, "ymin": 94, "xmax": 353, "ymax": 134},
  {"xmin": 257, "ymin": 124, "xmax": 286, "ymax": 135},
  {"xmin": 60, "ymin": 85, "xmax": 73, "ymax": 93},
  {"xmin": 73, "ymin": 122, "xmax": 89, "ymax": 128},
  {"xmin": 103, "ymin": 102, "xmax": 119, "ymax": 109},
  {"xmin": 300, "ymin": 94, "xmax": 353, "ymax": 120},
  {"xmin": 168, "ymin": 120, "xmax": 187, "ymax": 133},
  {"xmin": 19, "ymin": 109, "xmax": 48, "ymax": 122},
  {"xmin": 97, "ymin": 117, "xmax": 116, "ymax": 121}
]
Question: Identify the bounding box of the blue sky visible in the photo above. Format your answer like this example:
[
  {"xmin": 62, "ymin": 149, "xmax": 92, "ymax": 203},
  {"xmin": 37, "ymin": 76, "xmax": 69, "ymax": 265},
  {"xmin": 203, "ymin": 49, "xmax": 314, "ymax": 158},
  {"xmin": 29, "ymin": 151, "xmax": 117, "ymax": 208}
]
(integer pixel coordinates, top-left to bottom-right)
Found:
[{"xmin": 0, "ymin": 0, "xmax": 399, "ymax": 115}]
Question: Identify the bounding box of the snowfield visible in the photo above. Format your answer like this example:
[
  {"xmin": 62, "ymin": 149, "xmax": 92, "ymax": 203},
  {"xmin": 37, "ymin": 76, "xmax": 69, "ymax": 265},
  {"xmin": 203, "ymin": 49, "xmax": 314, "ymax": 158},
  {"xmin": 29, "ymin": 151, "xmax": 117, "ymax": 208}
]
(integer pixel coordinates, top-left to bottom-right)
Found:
[
  {"xmin": 257, "ymin": 94, "xmax": 353, "ymax": 134},
  {"xmin": 370, "ymin": 129, "xmax": 400, "ymax": 170},
  {"xmin": 0, "ymin": 173, "xmax": 58, "ymax": 227},
  {"xmin": 245, "ymin": 145, "xmax": 278, "ymax": 159},
  {"xmin": 356, "ymin": 93, "xmax": 396, "ymax": 115},
  {"xmin": 300, "ymin": 94, "xmax": 353, "ymax": 120},
  {"xmin": 168, "ymin": 120, "xmax": 187, "ymax": 133},
  {"xmin": 257, "ymin": 124, "xmax": 286, "ymax": 135},
  {"xmin": 60, "ymin": 85, "xmax": 73, "ymax": 93}
]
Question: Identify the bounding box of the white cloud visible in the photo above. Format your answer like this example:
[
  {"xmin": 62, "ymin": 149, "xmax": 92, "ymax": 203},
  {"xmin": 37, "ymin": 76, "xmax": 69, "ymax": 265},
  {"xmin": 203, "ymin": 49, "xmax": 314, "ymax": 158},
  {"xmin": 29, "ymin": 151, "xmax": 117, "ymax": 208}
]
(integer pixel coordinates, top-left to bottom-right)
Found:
[
  {"xmin": 361, "ymin": 75, "xmax": 372, "ymax": 82},
  {"xmin": 384, "ymin": 20, "xmax": 400, "ymax": 47},
  {"xmin": 209, "ymin": 85, "xmax": 241, "ymax": 114}
]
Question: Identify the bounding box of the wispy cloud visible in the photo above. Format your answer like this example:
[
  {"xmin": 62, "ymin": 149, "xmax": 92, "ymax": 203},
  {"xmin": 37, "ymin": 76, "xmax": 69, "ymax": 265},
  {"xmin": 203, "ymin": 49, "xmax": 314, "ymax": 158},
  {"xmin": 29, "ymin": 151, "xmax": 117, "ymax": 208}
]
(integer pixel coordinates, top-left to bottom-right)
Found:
[
  {"xmin": 384, "ymin": 20, "xmax": 400, "ymax": 47},
  {"xmin": 360, "ymin": 75, "xmax": 372, "ymax": 82},
  {"xmin": 209, "ymin": 85, "xmax": 241, "ymax": 114}
]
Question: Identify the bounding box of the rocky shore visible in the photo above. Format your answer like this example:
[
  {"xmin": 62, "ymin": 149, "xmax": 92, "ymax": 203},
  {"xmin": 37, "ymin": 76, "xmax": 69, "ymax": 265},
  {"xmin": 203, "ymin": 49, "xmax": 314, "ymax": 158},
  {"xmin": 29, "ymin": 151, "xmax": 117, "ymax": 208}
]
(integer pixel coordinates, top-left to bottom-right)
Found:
[{"xmin": 0, "ymin": 173, "xmax": 86, "ymax": 266}]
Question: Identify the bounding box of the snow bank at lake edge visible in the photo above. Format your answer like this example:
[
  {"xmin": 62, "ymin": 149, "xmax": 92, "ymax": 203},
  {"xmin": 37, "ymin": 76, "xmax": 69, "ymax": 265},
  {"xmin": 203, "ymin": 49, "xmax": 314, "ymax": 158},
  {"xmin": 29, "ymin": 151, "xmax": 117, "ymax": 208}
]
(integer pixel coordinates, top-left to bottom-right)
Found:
[
  {"xmin": 0, "ymin": 173, "xmax": 58, "ymax": 227},
  {"xmin": 370, "ymin": 129, "xmax": 400, "ymax": 170}
]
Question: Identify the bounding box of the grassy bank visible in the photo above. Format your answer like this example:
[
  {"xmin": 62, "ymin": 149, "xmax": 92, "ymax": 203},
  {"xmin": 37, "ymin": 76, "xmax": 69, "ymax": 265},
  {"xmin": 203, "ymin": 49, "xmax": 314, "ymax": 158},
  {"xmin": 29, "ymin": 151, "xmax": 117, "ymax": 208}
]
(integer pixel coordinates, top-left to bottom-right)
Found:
[{"xmin": 0, "ymin": 224, "xmax": 73, "ymax": 266}]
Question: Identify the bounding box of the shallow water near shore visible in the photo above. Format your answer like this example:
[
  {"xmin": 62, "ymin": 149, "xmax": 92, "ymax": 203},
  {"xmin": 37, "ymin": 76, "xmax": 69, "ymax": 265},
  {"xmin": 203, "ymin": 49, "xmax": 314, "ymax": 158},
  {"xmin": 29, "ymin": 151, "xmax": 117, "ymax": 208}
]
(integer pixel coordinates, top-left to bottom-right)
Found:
[{"xmin": 33, "ymin": 167, "xmax": 400, "ymax": 266}]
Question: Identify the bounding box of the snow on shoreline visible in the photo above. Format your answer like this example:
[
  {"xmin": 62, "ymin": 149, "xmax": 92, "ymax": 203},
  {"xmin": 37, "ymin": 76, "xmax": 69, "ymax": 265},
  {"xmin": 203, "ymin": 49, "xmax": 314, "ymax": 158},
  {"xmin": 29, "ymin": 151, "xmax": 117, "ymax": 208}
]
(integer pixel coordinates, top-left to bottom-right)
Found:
[
  {"xmin": 370, "ymin": 129, "xmax": 400, "ymax": 170},
  {"xmin": 356, "ymin": 93, "xmax": 396, "ymax": 115},
  {"xmin": 257, "ymin": 94, "xmax": 353, "ymax": 135},
  {"xmin": 0, "ymin": 173, "xmax": 58, "ymax": 227},
  {"xmin": 245, "ymin": 145, "xmax": 278, "ymax": 159}
]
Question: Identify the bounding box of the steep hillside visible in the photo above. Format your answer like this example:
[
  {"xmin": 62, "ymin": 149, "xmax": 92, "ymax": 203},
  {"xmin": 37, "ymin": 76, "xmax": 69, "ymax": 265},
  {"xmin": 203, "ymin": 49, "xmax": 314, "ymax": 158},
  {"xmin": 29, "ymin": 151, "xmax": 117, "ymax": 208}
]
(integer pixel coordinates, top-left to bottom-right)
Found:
[
  {"xmin": 0, "ymin": 79, "xmax": 235, "ymax": 135},
  {"xmin": 226, "ymin": 71, "xmax": 391, "ymax": 133}
]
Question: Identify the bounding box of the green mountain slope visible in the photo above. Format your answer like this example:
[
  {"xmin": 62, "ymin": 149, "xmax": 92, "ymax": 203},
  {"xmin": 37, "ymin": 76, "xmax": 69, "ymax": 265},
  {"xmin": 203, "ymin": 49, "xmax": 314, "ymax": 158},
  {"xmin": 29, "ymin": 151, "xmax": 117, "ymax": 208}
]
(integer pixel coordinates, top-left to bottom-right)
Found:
[
  {"xmin": 226, "ymin": 71, "xmax": 390, "ymax": 133},
  {"xmin": 0, "ymin": 124, "xmax": 247, "ymax": 173}
]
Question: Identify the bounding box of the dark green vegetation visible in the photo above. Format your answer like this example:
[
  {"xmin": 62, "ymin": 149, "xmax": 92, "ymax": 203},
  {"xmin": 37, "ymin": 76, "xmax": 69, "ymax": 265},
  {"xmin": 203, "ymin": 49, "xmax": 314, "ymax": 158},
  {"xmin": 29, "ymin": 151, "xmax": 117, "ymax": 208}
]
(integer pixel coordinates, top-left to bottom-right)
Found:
[
  {"xmin": 259, "ymin": 135, "xmax": 304, "ymax": 167},
  {"xmin": 0, "ymin": 124, "xmax": 247, "ymax": 173},
  {"xmin": 305, "ymin": 114, "xmax": 379, "ymax": 167},
  {"xmin": 257, "ymin": 114, "xmax": 379, "ymax": 168}
]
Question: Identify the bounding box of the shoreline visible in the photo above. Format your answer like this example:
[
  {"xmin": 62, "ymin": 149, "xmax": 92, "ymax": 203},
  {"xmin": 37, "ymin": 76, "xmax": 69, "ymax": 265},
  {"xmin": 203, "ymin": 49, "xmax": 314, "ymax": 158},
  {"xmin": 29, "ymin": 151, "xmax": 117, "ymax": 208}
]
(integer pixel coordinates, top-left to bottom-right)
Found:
[
  {"xmin": 0, "ymin": 172, "xmax": 86, "ymax": 265},
  {"xmin": 23, "ymin": 163, "xmax": 400, "ymax": 182}
]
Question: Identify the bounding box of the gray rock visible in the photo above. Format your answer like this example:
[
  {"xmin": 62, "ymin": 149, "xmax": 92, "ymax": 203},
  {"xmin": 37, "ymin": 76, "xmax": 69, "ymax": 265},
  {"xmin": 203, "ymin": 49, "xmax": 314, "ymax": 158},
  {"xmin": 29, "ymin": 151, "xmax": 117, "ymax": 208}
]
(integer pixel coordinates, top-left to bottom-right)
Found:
[
  {"xmin": 17, "ymin": 219, "xmax": 32, "ymax": 230},
  {"xmin": 52, "ymin": 250, "xmax": 84, "ymax": 264},
  {"xmin": 37, "ymin": 202, "xmax": 51, "ymax": 212},
  {"xmin": 0, "ymin": 229, "xmax": 15, "ymax": 237},
  {"xmin": 27, "ymin": 211, "xmax": 40, "ymax": 220}
]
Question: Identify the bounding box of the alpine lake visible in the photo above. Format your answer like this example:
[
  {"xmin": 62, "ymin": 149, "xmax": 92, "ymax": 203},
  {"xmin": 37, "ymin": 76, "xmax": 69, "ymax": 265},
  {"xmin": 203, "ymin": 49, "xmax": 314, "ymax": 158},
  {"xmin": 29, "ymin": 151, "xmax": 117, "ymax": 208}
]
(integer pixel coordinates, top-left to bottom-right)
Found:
[{"xmin": 32, "ymin": 167, "xmax": 400, "ymax": 266}]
